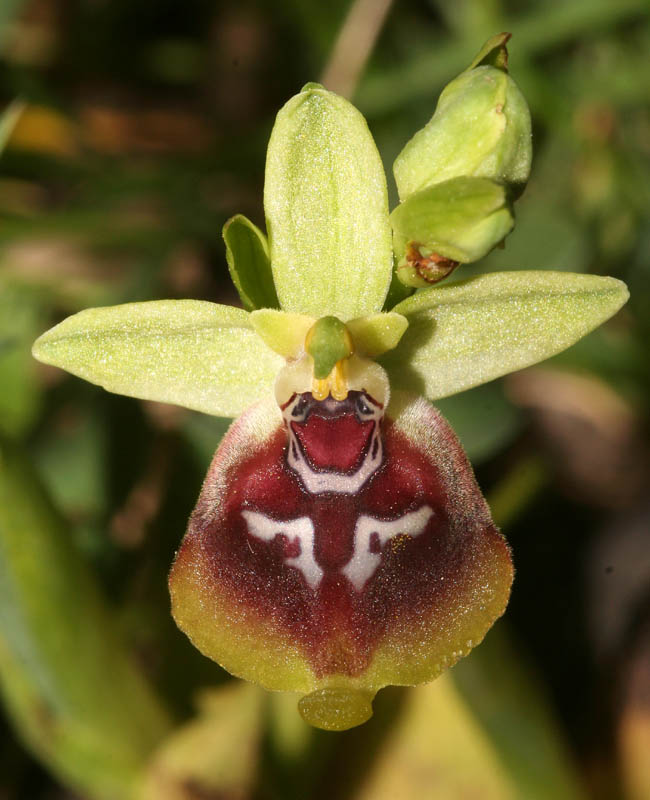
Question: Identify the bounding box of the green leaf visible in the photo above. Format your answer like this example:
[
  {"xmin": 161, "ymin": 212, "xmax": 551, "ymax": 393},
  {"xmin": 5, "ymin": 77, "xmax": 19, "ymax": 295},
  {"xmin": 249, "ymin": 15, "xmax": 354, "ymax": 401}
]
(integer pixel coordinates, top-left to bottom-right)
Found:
[
  {"xmin": 390, "ymin": 177, "xmax": 514, "ymax": 264},
  {"xmin": 32, "ymin": 300, "xmax": 283, "ymax": 418},
  {"xmin": 0, "ymin": 442, "xmax": 171, "ymax": 800},
  {"xmin": 264, "ymin": 83, "xmax": 392, "ymax": 321},
  {"xmin": 381, "ymin": 271, "xmax": 629, "ymax": 400},
  {"xmin": 223, "ymin": 214, "xmax": 280, "ymax": 311}
]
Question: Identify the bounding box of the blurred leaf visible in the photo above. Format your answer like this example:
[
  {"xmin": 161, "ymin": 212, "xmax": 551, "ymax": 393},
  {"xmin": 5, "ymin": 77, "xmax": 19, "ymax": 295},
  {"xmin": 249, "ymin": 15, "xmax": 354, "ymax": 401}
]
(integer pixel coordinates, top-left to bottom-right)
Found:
[
  {"xmin": 357, "ymin": 0, "xmax": 649, "ymax": 114},
  {"xmin": 223, "ymin": 214, "xmax": 279, "ymax": 312},
  {"xmin": 353, "ymin": 626, "xmax": 583, "ymax": 800},
  {"xmin": 382, "ymin": 271, "xmax": 629, "ymax": 400},
  {"xmin": 32, "ymin": 404, "xmax": 107, "ymax": 521},
  {"xmin": 32, "ymin": 300, "xmax": 284, "ymax": 418},
  {"xmin": 435, "ymin": 382, "xmax": 522, "ymax": 464},
  {"xmin": 0, "ymin": 441, "xmax": 171, "ymax": 800},
  {"xmin": 451, "ymin": 626, "xmax": 585, "ymax": 799},
  {"xmin": 0, "ymin": 100, "xmax": 24, "ymax": 152},
  {"xmin": 0, "ymin": 284, "xmax": 41, "ymax": 438},
  {"xmin": 181, "ymin": 411, "xmax": 231, "ymax": 471},
  {"xmin": 137, "ymin": 682, "xmax": 263, "ymax": 800}
]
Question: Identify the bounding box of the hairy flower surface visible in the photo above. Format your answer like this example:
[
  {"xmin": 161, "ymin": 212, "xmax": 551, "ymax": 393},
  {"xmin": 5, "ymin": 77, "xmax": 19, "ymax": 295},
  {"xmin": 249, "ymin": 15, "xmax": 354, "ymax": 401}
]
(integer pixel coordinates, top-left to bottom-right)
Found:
[{"xmin": 32, "ymin": 38, "xmax": 629, "ymax": 730}]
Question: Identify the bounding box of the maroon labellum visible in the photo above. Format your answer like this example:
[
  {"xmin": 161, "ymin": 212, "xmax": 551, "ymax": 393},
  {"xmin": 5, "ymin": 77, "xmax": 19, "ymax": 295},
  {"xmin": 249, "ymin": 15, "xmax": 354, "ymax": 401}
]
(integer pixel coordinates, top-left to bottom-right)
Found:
[{"xmin": 169, "ymin": 376, "xmax": 512, "ymax": 729}]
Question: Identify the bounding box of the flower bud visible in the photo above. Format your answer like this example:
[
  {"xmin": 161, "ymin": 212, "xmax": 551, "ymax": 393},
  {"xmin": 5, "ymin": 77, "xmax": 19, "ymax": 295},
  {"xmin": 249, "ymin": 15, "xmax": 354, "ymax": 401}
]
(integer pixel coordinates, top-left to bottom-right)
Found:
[
  {"xmin": 393, "ymin": 35, "xmax": 532, "ymax": 202},
  {"xmin": 390, "ymin": 176, "xmax": 514, "ymax": 287}
]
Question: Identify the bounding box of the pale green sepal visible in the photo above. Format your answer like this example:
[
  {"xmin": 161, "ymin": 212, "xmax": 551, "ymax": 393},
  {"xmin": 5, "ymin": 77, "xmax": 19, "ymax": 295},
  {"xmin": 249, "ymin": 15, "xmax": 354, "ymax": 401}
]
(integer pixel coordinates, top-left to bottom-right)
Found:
[
  {"xmin": 32, "ymin": 300, "xmax": 283, "ymax": 418},
  {"xmin": 223, "ymin": 214, "xmax": 279, "ymax": 311},
  {"xmin": 264, "ymin": 83, "xmax": 392, "ymax": 321},
  {"xmin": 393, "ymin": 64, "xmax": 531, "ymax": 201},
  {"xmin": 348, "ymin": 312, "xmax": 408, "ymax": 357},
  {"xmin": 390, "ymin": 177, "xmax": 514, "ymax": 264},
  {"xmin": 249, "ymin": 309, "xmax": 314, "ymax": 358},
  {"xmin": 381, "ymin": 271, "xmax": 629, "ymax": 400}
]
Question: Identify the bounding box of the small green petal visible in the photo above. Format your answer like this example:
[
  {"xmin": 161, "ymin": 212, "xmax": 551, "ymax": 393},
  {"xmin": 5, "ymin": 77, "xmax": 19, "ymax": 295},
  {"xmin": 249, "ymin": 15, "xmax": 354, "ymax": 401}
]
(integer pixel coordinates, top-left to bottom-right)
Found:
[
  {"xmin": 32, "ymin": 300, "xmax": 283, "ymax": 418},
  {"xmin": 249, "ymin": 309, "xmax": 314, "ymax": 358},
  {"xmin": 264, "ymin": 83, "xmax": 392, "ymax": 320},
  {"xmin": 223, "ymin": 214, "xmax": 279, "ymax": 311},
  {"xmin": 347, "ymin": 312, "xmax": 408, "ymax": 357},
  {"xmin": 382, "ymin": 271, "xmax": 629, "ymax": 400},
  {"xmin": 390, "ymin": 177, "xmax": 514, "ymax": 264}
]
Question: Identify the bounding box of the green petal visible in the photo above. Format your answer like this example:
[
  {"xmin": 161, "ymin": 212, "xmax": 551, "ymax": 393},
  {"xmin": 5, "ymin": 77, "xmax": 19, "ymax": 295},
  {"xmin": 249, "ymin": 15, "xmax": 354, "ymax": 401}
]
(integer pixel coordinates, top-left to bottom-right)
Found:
[
  {"xmin": 382, "ymin": 271, "xmax": 629, "ymax": 400},
  {"xmin": 264, "ymin": 83, "xmax": 392, "ymax": 320},
  {"xmin": 249, "ymin": 308, "xmax": 314, "ymax": 358},
  {"xmin": 347, "ymin": 312, "xmax": 408, "ymax": 357},
  {"xmin": 223, "ymin": 214, "xmax": 279, "ymax": 311},
  {"xmin": 32, "ymin": 300, "xmax": 283, "ymax": 417}
]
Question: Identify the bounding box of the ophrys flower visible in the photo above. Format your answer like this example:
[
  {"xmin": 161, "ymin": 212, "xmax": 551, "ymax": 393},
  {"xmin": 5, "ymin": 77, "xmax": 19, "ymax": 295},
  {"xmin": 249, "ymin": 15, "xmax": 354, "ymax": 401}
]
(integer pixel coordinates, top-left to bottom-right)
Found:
[{"xmin": 32, "ymin": 38, "xmax": 628, "ymax": 731}]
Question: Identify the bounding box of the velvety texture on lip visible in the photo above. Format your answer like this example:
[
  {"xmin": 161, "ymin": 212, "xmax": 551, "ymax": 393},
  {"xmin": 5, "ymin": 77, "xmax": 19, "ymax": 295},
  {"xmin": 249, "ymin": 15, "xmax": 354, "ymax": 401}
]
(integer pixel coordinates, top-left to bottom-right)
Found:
[{"xmin": 169, "ymin": 394, "xmax": 512, "ymax": 695}]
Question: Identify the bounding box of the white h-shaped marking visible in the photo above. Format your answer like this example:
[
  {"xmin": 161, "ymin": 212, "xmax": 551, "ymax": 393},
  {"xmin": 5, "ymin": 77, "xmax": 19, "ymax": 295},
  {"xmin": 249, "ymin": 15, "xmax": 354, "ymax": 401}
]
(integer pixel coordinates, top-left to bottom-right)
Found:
[
  {"xmin": 241, "ymin": 509, "xmax": 324, "ymax": 589},
  {"xmin": 242, "ymin": 505, "xmax": 433, "ymax": 592},
  {"xmin": 342, "ymin": 506, "xmax": 434, "ymax": 591}
]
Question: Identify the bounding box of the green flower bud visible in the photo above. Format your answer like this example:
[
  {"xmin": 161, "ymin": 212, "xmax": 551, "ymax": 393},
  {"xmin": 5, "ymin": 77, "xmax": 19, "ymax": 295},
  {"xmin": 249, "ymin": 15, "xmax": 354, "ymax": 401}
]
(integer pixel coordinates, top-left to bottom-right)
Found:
[
  {"xmin": 393, "ymin": 34, "xmax": 532, "ymax": 201},
  {"xmin": 390, "ymin": 176, "xmax": 514, "ymax": 287}
]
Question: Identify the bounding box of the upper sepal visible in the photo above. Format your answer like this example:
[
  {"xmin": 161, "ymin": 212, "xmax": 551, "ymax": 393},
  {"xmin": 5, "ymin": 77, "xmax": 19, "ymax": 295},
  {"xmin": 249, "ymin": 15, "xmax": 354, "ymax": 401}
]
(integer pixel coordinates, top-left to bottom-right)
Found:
[{"xmin": 264, "ymin": 83, "xmax": 393, "ymax": 320}]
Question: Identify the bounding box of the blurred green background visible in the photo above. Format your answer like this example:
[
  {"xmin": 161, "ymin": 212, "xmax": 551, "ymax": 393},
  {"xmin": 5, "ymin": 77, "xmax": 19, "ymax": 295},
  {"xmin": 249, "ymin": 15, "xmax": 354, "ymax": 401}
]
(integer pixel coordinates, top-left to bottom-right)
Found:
[{"xmin": 1, "ymin": 0, "xmax": 650, "ymax": 798}]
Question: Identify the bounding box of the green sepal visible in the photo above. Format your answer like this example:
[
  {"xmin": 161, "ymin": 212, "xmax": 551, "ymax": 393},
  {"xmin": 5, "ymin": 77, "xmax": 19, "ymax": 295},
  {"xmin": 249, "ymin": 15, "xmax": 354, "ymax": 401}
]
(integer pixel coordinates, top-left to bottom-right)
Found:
[
  {"xmin": 393, "ymin": 55, "xmax": 532, "ymax": 201},
  {"xmin": 381, "ymin": 271, "xmax": 629, "ymax": 400},
  {"xmin": 32, "ymin": 300, "xmax": 283, "ymax": 418},
  {"xmin": 390, "ymin": 176, "xmax": 514, "ymax": 265},
  {"xmin": 223, "ymin": 214, "xmax": 280, "ymax": 311},
  {"xmin": 264, "ymin": 83, "xmax": 392, "ymax": 321}
]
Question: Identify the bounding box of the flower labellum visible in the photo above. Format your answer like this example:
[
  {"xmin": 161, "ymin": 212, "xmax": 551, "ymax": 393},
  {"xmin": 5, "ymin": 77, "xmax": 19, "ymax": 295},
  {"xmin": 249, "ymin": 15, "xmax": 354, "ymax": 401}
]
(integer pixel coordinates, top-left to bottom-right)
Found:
[{"xmin": 169, "ymin": 320, "xmax": 513, "ymax": 730}]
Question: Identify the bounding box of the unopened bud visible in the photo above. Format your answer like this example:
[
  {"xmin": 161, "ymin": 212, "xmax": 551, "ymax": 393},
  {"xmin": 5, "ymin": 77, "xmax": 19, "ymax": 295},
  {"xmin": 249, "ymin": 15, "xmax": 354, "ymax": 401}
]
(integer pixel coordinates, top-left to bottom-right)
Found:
[
  {"xmin": 391, "ymin": 176, "xmax": 514, "ymax": 284},
  {"xmin": 393, "ymin": 34, "xmax": 532, "ymax": 201}
]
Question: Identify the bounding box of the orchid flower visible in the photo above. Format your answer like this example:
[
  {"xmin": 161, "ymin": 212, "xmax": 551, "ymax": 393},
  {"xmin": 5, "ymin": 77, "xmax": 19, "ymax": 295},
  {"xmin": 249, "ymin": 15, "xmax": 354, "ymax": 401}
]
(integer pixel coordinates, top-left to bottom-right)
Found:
[{"xmin": 32, "ymin": 36, "xmax": 628, "ymax": 731}]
